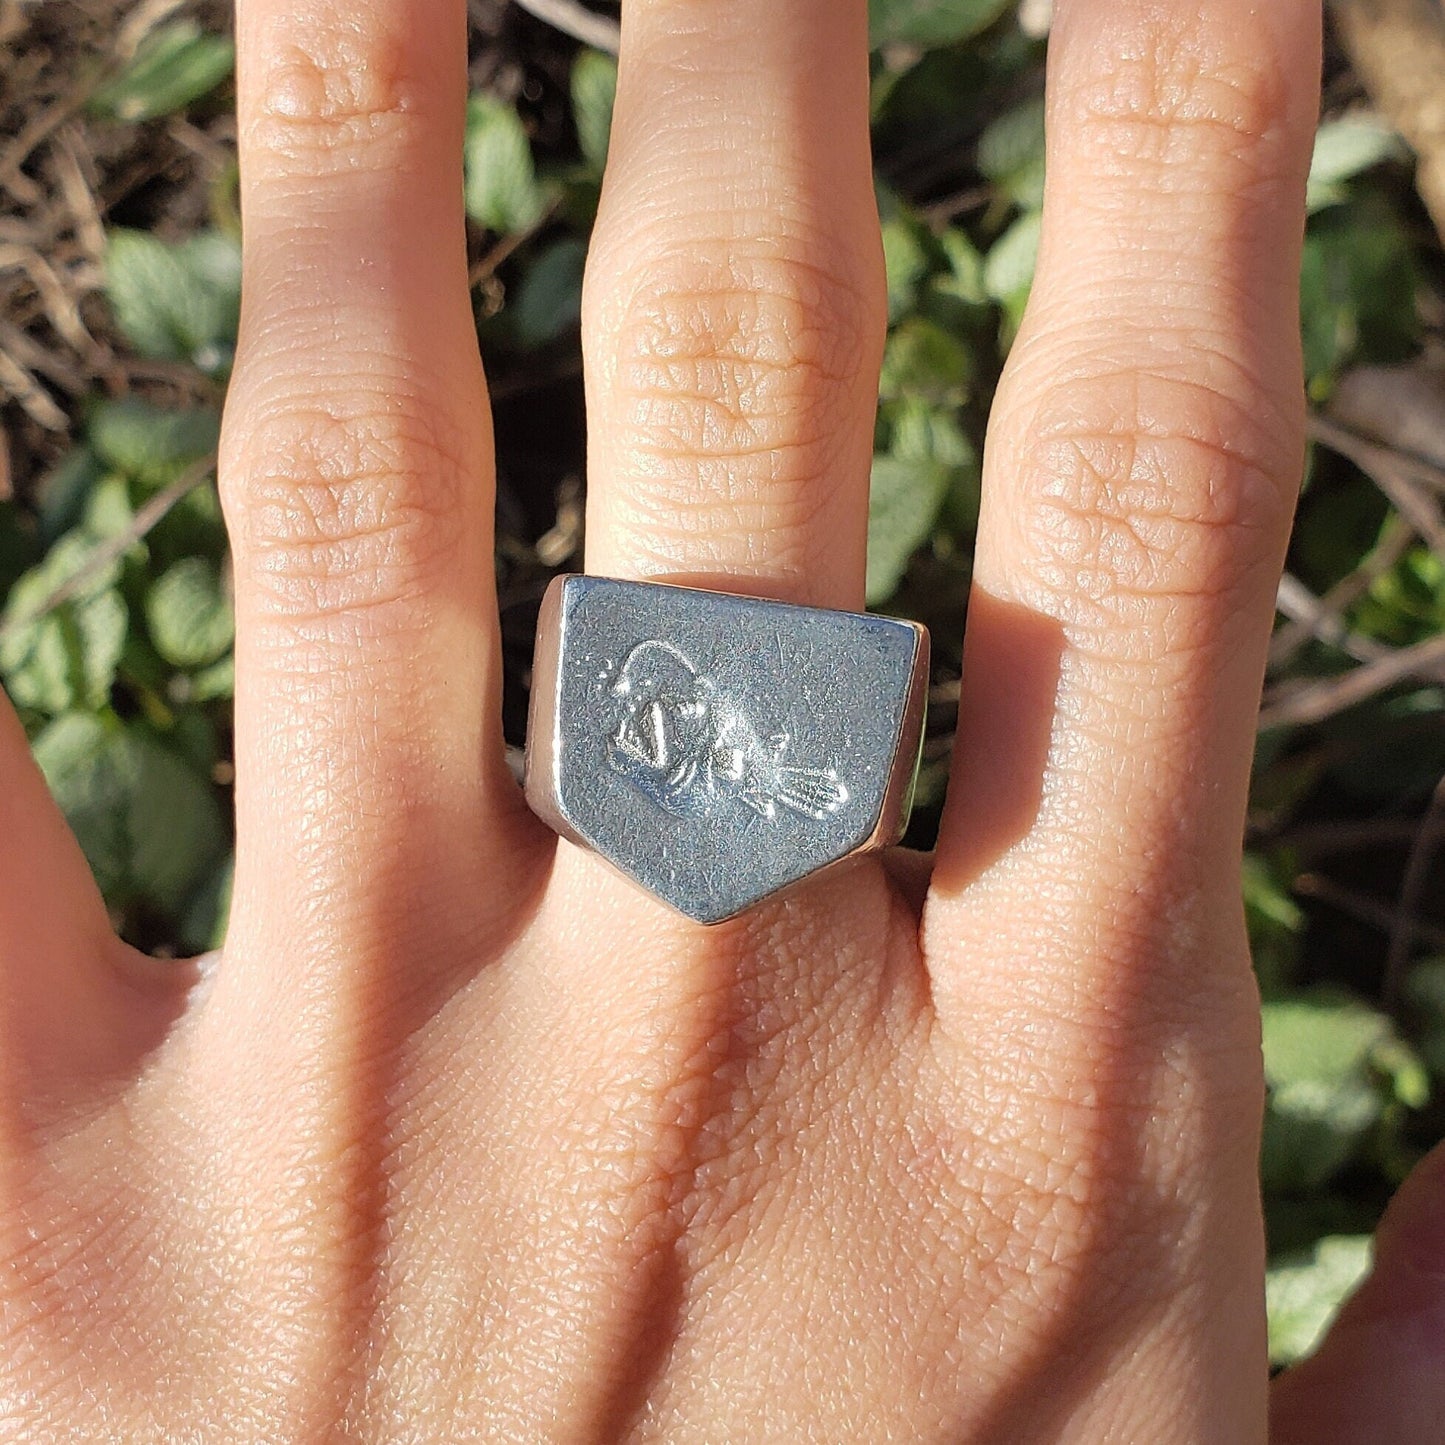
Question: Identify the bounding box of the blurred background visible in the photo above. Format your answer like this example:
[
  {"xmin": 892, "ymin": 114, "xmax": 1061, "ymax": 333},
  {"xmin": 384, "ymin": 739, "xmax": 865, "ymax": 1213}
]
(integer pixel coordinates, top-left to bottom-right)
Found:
[{"xmin": 1, "ymin": 0, "xmax": 1443, "ymax": 1373}]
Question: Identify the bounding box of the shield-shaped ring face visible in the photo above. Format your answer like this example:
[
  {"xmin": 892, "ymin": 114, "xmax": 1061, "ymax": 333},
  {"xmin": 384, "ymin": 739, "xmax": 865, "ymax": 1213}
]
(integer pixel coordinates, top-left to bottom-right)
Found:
[{"xmin": 525, "ymin": 576, "xmax": 930, "ymax": 924}]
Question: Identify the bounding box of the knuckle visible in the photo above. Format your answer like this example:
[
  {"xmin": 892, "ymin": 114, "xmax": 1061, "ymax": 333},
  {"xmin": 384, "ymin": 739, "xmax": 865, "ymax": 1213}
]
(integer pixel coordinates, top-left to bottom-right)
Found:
[
  {"xmin": 1003, "ymin": 357, "xmax": 1300, "ymax": 646},
  {"xmin": 1062, "ymin": 16, "xmax": 1290, "ymax": 179},
  {"xmin": 589, "ymin": 240, "xmax": 881, "ymax": 529},
  {"xmin": 245, "ymin": 25, "xmax": 429, "ymax": 165},
  {"xmin": 221, "ymin": 393, "xmax": 469, "ymax": 625}
]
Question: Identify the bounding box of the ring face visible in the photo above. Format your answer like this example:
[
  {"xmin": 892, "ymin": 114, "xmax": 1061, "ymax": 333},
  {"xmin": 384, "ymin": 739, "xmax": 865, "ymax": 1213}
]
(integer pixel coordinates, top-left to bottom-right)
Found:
[{"xmin": 525, "ymin": 576, "xmax": 929, "ymax": 924}]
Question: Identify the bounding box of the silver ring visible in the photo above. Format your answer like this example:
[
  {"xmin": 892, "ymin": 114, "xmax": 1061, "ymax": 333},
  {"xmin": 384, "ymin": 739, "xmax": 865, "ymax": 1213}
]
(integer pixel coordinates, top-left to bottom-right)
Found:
[{"xmin": 524, "ymin": 575, "xmax": 930, "ymax": 924}]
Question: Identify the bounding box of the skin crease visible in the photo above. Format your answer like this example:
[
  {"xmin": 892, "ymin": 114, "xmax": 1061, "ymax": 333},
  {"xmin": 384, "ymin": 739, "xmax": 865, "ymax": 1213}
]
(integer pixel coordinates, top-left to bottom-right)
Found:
[{"xmin": 1, "ymin": 0, "xmax": 1443, "ymax": 1439}]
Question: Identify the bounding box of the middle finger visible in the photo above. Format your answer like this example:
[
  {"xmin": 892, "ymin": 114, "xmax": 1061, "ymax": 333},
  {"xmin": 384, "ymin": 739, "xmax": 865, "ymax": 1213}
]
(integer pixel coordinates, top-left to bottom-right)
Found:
[{"xmin": 582, "ymin": 0, "xmax": 884, "ymax": 609}]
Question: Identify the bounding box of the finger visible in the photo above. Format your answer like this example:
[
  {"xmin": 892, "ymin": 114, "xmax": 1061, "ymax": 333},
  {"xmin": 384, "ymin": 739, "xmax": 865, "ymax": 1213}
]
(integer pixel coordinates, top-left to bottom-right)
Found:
[
  {"xmin": 217, "ymin": 0, "xmax": 538, "ymax": 982},
  {"xmin": 581, "ymin": 0, "xmax": 884, "ymax": 609},
  {"xmin": 0, "ymin": 695, "xmax": 183, "ymax": 1115},
  {"xmin": 929, "ymin": 0, "xmax": 1319, "ymax": 998},
  {"xmin": 1271, "ymin": 1143, "xmax": 1445, "ymax": 1442},
  {"xmin": 919, "ymin": 0, "xmax": 1320, "ymax": 1427}
]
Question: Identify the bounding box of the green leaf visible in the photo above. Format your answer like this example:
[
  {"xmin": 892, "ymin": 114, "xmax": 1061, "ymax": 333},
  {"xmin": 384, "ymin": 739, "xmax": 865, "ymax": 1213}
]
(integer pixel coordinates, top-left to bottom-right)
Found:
[
  {"xmin": 571, "ymin": 50, "xmax": 617, "ymax": 174},
  {"xmin": 179, "ymin": 852, "xmax": 233, "ymax": 952},
  {"xmin": 146, "ymin": 557, "xmax": 234, "ymax": 670},
  {"xmin": 91, "ymin": 20, "xmax": 234, "ymax": 123},
  {"xmin": 32, "ymin": 714, "xmax": 130, "ymax": 899},
  {"xmin": 105, "ymin": 229, "xmax": 241, "ymax": 372},
  {"xmin": 123, "ymin": 730, "xmax": 226, "ymax": 912},
  {"xmin": 879, "ymin": 317, "xmax": 972, "ymax": 405},
  {"xmin": 9, "ymin": 590, "xmax": 128, "ymax": 716},
  {"xmin": 1403, "ymin": 959, "xmax": 1445, "ymax": 1077},
  {"xmin": 978, "ymin": 96, "xmax": 1047, "ymax": 209},
  {"xmin": 933, "ymin": 228, "xmax": 987, "ymax": 307},
  {"xmin": 867, "ymin": 454, "xmax": 951, "ymax": 604},
  {"xmin": 80, "ymin": 474, "xmax": 136, "ymax": 544},
  {"xmin": 1260, "ymin": 991, "xmax": 1426, "ymax": 1192},
  {"xmin": 188, "ymin": 652, "xmax": 235, "ymax": 702},
  {"xmin": 464, "ymin": 96, "xmax": 546, "ymax": 234},
  {"xmin": 1266, "ymin": 1235, "xmax": 1372, "ymax": 1367},
  {"xmin": 869, "ymin": 0, "xmax": 1014, "ymax": 49},
  {"xmin": 146, "ymin": 473, "xmax": 228, "ymax": 573},
  {"xmin": 168, "ymin": 709, "xmax": 219, "ymax": 776},
  {"xmin": 1307, "ymin": 116, "xmax": 1402, "ymax": 213},
  {"xmin": 881, "ymin": 213, "xmax": 931, "ymax": 324},
  {"xmin": 886, "ymin": 397, "xmax": 975, "ymax": 469},
  {"xmin": 32, "ymin": 715, "xmax": 225, "ymax": 914},
  {"xmin": 1354, "ymin": 545, "xmax": 1445, "ymax": 647},
  {"xmin": 1243, "ymin": 848, "xmax": 1303, "ymax": 996},
  {"xmin": 0, "ymin": 534, "xmax": 128, "ymax": 715},
  {"xmin": 983, "ymin": 209, "xmax": 1041, "ymax": 308},
  {"xmin": 1243, "ymin": 850, "xmax": 1304, "ymax": 936},
  {"xmin": 87, "ymin": 399, "xmax": 219, "ymax": 489},
  {"xmin": 36, "ymin": 445, "xmax": 105, "ymax": 544},
  {"xmin": 511, "ymin": 237, "xmax": 588, "ymax": 349},
  {"xmin": 1300, "ymin": 199, "xmax": 1419, "ymax": 395}
]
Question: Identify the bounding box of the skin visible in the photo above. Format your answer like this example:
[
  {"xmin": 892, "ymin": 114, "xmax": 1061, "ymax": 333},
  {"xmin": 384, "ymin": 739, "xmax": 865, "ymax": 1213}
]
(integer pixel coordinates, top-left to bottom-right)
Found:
[{"xmin": 0, "ymin": 0, "xmax": 1441, "ymax": 1438}]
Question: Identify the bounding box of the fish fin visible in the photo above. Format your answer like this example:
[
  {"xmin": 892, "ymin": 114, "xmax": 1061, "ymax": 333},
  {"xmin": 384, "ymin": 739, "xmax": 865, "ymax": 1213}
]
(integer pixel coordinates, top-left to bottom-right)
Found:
[
  {"xmin": 739, "ymin": 788, "xmax": 777, "ymax": 820},
  {"xmin": 773, "ymin": 766, "xmax": 849, "ymax": 820}
]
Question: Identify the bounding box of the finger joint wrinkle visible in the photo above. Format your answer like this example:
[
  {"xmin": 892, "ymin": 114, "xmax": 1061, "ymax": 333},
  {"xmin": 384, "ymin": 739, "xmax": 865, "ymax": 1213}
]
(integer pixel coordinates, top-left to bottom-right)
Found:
[
  {"xmin": 223, "ymin": 404, "xmax": 469, "ymax": 621},
  {"xmin": 245, "ymin": 28, "xmax": 434, "ymax": 161}
]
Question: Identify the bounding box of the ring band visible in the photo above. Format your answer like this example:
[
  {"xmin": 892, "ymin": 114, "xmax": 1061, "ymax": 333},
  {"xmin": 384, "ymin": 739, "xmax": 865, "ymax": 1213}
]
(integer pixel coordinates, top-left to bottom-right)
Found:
[{"xmin": 524, "ymin": 575, "xmax": 930, "ymax": 924}]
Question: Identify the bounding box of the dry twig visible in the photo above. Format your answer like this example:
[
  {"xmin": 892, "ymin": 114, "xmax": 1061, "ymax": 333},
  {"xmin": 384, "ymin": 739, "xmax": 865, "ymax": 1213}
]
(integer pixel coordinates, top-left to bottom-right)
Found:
[
  {"xmin": 511, "ymin": 0, "xmax": 620, "ymax": 53},
  {"xmin": 50, "ymin": 124, "xmax": 108, "ymax": 262},
  {"xmin": 1383, "ymin": 773, "xmax": 1445, "ymax": 1007},
  {"xmin": 1297, "ymin": 871, "xmax": 1445, "ymax": 952},
  {"xmin": 115, "ymin": 0, "xmax": 191, "ymax": 58},
  {"xmin": 1260, "ymin": 632, "xmax": 1445, "ymax": 731},
  {"xmin": 1274, "ymin": 572, "xmax": 1391, "ymax": 664},
  {"xmin": 1269, "ymin": 513, "xmax": 1416, "ymax": 670},
  {"xmin": 0, "ymin": 71, "xmax": 96, "ymax": 206},
  {"xmin": 0, "ymin": 343, "xmax": 67, "ymax": 430},
  {"xmin": 0, "ymin": 317, "xmax": 88, "ymax": 395},
  {"xmin": 1310, "ymin": 413, "xmax": 1445, "ymax": 553},
  {"xmin": 1267, "ymin": 817, "xmax": 1426, "ymax": 858},
  {"xmin": 1331, "ymin": 364, "xmax": 1445, "ymax": 471},
  {"xmin": 1331, "ymin": 0, "xmax": 1445, "ymax": 244}
]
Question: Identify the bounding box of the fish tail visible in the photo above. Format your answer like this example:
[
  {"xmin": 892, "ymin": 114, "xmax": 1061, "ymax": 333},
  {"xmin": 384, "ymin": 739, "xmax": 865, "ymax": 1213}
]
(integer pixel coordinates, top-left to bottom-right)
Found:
[{"xmin": 772, "ymin": 766, "xmax": 849, "ymax": 820}]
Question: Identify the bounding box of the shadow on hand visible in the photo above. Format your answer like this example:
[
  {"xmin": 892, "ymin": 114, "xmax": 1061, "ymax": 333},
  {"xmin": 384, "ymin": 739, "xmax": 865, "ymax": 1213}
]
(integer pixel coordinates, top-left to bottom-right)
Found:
[
  {"xmin": 929, "ymin": 588, "xmax": 1265, "ymax": 1441},
  {"xmin": 931, "ymin": 588, "xmax": 1064, "ymax": 897}
]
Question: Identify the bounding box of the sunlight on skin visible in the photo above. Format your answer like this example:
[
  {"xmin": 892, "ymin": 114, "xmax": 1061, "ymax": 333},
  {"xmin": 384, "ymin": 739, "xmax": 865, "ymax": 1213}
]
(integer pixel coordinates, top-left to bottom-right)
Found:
[{"xmin": 5, "ymin": 0, "xmax": 1444, "ymax": 1440}]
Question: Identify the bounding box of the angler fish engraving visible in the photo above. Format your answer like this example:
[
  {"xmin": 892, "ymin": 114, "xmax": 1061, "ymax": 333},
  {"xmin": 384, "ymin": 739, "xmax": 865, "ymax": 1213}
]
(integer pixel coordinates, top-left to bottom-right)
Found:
[{"xmin": 602, "ymin": 639, "xmax": 850, "ymax": 823}]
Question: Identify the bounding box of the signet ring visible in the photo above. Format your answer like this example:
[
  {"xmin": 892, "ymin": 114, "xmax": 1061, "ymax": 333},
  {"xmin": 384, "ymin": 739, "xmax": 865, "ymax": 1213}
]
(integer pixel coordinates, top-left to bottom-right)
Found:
[{"xmin": 524, "ymin": 576, "xmax": 930, "ymax": 924}]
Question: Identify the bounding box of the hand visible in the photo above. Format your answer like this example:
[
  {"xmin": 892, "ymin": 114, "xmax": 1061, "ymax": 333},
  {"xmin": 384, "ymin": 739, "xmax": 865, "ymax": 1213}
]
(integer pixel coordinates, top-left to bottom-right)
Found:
[{"xmin": 2, "ymin": 0, "xmax": 1434, "ymax": 1439}]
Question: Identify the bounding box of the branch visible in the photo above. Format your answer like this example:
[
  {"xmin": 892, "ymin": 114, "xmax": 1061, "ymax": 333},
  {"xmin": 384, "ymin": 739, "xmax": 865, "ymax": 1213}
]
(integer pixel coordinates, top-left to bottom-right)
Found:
[
  {"xmin": 1274, "ymin": 572, "xmax": 1391, "ymax": 663},
  {"xmin": 1309, "ymin": 413, "xmax": 1445, "ymax": 547},
  {"xmin": 1383, "ymin": 772, "xmax": 1445, "ymax": 1008},
  {"xmin": 1268, "ymin": 513, "xmax": 1415, "ymax": 671},
  {"xmin": 511, "ymin": 0, "xmax": 619, "ymax": 53},
  {"xmin": 1330, "ymin": 0, "xmax": 1445, "ymax": 245},
  {"xmin": 1296, "ymin": 871, "xmax": 1445, "ymax": 952},
  {"xmin": 1259, "ymin": 631, "xmax": 1445, "ymax": 731}
]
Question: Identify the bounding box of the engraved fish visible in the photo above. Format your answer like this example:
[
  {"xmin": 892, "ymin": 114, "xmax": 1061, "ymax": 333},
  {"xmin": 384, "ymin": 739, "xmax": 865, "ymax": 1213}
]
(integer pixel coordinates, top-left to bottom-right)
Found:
[{"xmin": 605, "ymin": 640, "xmax": 849, "ymax": 822}]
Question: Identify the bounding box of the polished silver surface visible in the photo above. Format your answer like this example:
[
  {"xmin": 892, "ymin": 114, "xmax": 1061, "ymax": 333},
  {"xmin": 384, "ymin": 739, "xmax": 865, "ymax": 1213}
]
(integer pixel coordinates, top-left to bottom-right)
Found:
[{"xmin": 525, "ymin": 575, "xmax": 929, "ymax": 924}]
